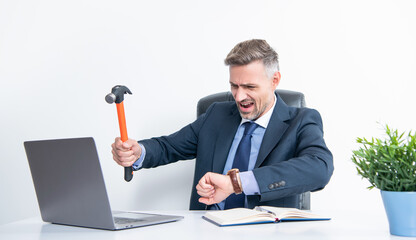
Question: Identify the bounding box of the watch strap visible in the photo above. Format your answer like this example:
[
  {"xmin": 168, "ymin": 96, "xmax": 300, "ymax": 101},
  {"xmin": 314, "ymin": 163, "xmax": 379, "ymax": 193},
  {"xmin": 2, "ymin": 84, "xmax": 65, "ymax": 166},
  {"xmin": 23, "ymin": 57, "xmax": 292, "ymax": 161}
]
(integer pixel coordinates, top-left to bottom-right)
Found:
[{"xmin": 227, "ymin": 168, "xmax": 243, "ymax": 194}]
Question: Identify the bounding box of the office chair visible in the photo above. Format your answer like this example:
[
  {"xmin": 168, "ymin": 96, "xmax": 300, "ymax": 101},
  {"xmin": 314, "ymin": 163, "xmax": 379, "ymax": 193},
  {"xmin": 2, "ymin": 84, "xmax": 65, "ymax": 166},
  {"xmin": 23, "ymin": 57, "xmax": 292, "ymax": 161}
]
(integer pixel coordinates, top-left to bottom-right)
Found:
[{"xmin": 196, "ymin": 89, "xmax": 311, "ymax": 210}]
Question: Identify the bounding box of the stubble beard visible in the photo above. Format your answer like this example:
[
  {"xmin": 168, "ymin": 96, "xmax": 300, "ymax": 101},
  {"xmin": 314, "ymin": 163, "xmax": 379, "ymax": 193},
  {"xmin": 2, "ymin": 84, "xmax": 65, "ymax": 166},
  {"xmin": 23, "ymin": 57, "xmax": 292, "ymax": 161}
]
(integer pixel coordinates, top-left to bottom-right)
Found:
[{"xmin": 238, "ymin": 99, "xmax": 271, "ymax": 121}]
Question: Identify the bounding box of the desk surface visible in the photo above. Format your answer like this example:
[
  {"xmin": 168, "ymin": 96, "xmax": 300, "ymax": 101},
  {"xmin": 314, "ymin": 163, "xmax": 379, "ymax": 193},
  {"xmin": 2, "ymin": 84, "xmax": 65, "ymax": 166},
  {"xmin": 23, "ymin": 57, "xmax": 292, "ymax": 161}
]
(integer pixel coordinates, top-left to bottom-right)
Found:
[{"xmin": 0, "ymin": 210, "xmax": 414, "ymax": 240}]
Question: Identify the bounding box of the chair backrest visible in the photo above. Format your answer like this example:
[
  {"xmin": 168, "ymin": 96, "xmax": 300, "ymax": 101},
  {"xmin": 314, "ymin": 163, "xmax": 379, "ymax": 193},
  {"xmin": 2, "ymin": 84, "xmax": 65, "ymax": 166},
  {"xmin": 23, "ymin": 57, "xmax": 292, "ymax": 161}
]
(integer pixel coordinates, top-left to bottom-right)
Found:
[
  {"xmin": 197, "ymin": 89, "xmax": 306, "ymax": 117},
  {"xmin": 196, "ymin": 89, "xmax": 310, "ymax": 210}
]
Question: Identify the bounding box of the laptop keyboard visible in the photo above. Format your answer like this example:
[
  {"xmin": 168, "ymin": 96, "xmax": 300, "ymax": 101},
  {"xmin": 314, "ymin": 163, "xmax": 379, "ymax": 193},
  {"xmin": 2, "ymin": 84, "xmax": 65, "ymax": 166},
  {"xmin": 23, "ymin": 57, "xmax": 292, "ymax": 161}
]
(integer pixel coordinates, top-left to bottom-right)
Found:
[{"xmin": 114, "ymin": 217, "xmax": 145, "ymax": 224}]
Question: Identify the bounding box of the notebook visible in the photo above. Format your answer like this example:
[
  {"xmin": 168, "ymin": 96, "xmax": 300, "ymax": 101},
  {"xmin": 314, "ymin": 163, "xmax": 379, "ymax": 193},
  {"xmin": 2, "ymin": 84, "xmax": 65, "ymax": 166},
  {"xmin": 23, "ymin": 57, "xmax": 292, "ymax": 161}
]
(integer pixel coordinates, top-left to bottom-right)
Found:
[{"xmin": 24, "ymin": 137, "xmax": 183, "ymax": 230}]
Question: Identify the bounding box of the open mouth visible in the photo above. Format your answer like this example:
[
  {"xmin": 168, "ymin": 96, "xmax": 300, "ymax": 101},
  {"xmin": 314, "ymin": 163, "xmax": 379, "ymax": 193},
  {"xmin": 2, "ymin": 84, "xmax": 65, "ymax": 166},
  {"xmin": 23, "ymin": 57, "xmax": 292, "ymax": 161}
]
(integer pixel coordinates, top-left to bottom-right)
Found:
[{"xmin": 239, "ymin": 101, "xmax": 254, "ymax": 111}]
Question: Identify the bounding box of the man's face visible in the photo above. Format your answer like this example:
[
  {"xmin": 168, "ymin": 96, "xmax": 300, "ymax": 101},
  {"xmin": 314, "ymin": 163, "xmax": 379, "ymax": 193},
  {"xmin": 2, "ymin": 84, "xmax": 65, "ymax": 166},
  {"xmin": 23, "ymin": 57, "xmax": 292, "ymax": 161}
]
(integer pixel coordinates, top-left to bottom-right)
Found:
[{"xmin": 229, "ymin": 60, "xmax": 280, "ymax": 120}]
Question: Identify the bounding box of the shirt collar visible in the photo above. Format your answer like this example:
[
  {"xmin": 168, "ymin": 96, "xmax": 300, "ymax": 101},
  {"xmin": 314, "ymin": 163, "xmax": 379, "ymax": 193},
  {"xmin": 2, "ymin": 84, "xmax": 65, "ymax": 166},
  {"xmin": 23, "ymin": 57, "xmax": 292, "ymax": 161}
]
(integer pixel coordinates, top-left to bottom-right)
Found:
[{"xmin": 240, "ymin": 94, "xmax": 277, "ymax": 129}]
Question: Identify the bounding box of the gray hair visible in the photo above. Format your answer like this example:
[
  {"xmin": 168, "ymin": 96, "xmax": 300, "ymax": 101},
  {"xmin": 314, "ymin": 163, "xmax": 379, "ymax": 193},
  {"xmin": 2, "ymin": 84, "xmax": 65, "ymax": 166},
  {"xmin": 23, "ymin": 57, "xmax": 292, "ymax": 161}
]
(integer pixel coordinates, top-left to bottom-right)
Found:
[{"xmin": 224, "ymin": 39, "xmax": 279, "ymax": 78}]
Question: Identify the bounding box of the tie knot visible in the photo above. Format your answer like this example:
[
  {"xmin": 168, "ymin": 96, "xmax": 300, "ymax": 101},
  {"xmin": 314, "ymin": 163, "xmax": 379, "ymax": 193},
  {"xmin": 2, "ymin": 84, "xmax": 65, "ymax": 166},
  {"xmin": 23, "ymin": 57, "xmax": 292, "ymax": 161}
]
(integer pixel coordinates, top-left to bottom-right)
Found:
[{"xmin": 243, "ymin": 122, "xmax": 258, "ymax": 136}]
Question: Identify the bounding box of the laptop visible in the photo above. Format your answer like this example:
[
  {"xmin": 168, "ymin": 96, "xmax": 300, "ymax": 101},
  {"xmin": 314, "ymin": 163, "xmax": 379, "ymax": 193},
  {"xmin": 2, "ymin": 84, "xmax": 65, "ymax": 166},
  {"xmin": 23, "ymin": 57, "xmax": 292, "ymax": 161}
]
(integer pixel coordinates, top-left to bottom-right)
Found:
[{"xmin": 24, "ymin": 137, "xmax": 184, "ymax": 230}]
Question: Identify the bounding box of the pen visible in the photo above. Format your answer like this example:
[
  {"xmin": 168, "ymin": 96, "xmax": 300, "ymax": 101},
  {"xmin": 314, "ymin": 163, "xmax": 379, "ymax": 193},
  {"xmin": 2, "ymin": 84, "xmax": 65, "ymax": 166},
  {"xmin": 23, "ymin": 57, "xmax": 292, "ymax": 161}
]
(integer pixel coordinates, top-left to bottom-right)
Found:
[{"xmin": 254, "ymin": 206, "xmax": 276, "ymax": 216}]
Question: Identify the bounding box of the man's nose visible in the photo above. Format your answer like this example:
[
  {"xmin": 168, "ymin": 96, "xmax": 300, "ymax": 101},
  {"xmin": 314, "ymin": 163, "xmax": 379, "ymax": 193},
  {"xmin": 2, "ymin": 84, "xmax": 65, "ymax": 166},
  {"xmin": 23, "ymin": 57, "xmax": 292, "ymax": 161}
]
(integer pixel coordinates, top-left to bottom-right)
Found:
[{"xmin": 234, "ymin": 88, "xmax": 248, "ymax": 102}]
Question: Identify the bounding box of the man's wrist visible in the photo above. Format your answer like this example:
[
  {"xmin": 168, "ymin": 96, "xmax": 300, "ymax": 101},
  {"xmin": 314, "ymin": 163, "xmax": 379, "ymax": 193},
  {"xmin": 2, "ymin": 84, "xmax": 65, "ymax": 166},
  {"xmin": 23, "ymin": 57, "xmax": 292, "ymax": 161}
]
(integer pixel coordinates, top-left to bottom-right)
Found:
[
  {"xmin": 132, "ymin": 143, "xmax": 146, "ymax": 170},
  {"xmin": 227, "ymin": 168, "xmax": 243, "ymax": 194}
]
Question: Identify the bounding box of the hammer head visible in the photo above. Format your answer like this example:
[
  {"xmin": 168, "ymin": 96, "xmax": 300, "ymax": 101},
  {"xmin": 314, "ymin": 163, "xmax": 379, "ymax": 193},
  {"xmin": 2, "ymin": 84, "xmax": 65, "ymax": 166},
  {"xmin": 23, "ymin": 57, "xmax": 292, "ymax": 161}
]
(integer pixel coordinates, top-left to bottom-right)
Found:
[{"xmin": 105, "ymin": 85, "xmax": 132, "ymax": 104}]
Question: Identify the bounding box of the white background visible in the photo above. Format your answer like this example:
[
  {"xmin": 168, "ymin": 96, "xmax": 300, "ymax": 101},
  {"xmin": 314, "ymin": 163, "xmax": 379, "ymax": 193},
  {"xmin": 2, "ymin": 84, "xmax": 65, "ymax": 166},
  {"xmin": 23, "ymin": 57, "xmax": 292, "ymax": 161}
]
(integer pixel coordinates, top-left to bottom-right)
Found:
[{"xmin": 1, "ymin": 0, "xmax": 415, "ymax": 225}]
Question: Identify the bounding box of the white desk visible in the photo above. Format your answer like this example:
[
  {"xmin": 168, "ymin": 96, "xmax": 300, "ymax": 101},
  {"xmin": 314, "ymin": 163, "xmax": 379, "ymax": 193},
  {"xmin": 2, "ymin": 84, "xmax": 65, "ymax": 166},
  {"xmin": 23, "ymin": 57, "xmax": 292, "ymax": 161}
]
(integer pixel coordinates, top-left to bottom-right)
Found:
[{"xmin": 0, "ymin": 210, "xmax": 414, "ymax": 240}]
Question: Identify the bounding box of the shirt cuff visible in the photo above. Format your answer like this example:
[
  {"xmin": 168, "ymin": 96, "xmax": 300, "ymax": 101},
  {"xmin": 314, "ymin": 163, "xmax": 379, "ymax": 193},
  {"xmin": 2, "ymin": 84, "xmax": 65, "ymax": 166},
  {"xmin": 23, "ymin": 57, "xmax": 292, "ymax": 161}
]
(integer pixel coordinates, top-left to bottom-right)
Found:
[
  {"xmin": 239, "ymin": 171, "xmax": 261, "ymax": 195},
  {"xmin": 132, "ymin": 143, "xmax": 146, "ymax": 170}
]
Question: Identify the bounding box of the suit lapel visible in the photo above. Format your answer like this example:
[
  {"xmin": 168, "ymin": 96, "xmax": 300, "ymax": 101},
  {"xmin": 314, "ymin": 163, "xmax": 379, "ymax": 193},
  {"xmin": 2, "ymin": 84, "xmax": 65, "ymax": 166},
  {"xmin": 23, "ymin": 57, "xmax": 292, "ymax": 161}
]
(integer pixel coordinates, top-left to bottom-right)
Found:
[
  {"xmin": 212, "ymin": 105, "xmax": 241, "ymax": 174},
  {"xmin": 255, "ymin": 94, "xmax": 291, "ymax": 168}
]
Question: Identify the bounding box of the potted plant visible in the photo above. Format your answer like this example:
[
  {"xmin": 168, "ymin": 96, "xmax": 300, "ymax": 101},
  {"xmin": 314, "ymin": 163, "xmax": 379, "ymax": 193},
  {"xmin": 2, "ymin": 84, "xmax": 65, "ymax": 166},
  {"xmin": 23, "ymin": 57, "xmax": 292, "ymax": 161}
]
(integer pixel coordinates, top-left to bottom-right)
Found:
[{"xmin": 352, "ymin": 124, "xmax": 416, "ymax": 237}]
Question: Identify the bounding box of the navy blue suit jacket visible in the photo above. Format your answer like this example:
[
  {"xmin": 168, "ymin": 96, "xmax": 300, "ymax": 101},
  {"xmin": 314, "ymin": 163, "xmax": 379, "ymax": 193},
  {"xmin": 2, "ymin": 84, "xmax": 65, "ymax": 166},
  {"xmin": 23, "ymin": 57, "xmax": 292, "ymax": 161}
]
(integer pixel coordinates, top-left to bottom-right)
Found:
[{"xmin": 139, "ymin": 93, "xmax": 333, "ymax": 210}]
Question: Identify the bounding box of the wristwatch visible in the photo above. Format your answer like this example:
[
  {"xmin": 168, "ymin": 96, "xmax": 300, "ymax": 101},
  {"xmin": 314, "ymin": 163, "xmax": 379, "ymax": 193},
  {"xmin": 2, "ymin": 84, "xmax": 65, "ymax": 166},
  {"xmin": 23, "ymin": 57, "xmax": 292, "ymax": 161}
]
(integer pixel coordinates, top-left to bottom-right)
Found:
[{"xmin": 227, "ymin": 168, "xmax": 243, "ymax": 194}]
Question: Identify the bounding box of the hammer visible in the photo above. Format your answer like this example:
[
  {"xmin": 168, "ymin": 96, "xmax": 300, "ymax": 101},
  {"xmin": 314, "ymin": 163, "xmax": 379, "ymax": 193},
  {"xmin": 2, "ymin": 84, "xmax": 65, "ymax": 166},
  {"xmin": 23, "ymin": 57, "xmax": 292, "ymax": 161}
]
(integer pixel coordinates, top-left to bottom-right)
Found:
[{"xmin": 105, "ymin": 85, "xmax": 134, "ymax": 182}]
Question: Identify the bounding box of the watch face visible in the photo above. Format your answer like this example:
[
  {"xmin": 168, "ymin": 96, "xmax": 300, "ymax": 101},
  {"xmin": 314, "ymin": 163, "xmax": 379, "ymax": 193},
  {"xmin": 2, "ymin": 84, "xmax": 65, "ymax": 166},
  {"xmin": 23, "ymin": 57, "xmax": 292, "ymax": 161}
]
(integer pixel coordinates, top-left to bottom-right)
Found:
[{"xmin": 228, "ymin": 168, "xmax": 239, "ymax": 174}]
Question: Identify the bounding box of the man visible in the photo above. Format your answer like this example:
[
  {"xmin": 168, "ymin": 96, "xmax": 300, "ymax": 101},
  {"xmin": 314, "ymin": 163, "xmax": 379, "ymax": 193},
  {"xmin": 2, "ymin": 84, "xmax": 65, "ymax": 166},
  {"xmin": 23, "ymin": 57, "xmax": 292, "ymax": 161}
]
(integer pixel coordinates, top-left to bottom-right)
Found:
[{"xmin": 112, "ymin": 39, "xmax": 333, "ymax": 210}]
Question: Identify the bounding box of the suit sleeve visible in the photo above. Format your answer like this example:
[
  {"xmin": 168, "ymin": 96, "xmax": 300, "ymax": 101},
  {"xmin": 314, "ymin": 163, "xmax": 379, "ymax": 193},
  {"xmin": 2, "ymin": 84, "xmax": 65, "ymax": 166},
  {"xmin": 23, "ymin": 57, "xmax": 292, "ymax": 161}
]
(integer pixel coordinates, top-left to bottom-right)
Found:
[
  {"xmin": 252, "ymin": 109, "xmax": 334, "ymax": 202},
  {"xmin": 137, "ymin": 103, "xmax": 214, "ymax": 169}
]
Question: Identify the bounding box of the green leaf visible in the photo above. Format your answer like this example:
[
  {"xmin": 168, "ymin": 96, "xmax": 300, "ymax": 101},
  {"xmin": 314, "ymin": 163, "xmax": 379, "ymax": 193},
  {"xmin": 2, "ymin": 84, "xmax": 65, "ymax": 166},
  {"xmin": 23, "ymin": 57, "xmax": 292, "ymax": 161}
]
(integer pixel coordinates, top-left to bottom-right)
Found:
[{"xmin": 351, "ymin": 123, "xmax": 416, "ymax": 191}]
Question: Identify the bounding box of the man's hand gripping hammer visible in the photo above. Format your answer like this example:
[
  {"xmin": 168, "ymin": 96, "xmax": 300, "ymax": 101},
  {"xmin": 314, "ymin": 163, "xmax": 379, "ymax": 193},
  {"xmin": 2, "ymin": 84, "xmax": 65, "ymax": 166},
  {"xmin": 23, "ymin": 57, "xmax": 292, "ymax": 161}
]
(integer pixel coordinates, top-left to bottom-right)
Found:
[{"xmin": 105, "ymin": 85, "xmax": 134, "ymax": 182}]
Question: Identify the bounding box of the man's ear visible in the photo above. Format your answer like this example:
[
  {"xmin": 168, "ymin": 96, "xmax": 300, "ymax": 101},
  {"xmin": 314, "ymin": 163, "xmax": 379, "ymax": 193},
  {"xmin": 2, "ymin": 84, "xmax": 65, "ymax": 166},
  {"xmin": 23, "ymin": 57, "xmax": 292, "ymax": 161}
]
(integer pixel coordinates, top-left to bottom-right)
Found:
[{"xmin": 272, "ymin": 71, "xmax": 281, "ymax": 88}]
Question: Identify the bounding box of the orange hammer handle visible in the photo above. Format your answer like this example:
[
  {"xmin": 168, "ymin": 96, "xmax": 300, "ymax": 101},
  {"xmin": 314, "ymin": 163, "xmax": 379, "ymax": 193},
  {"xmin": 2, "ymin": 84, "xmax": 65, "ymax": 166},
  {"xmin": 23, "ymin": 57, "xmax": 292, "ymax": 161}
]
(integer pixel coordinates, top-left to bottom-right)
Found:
[
  {"xmin": 116, "ymin": 102, "xmax": 128, "ymax": 142},
  {"xmin": 116, "ymin": 102, "xmax": 133, "ymax": 182}
]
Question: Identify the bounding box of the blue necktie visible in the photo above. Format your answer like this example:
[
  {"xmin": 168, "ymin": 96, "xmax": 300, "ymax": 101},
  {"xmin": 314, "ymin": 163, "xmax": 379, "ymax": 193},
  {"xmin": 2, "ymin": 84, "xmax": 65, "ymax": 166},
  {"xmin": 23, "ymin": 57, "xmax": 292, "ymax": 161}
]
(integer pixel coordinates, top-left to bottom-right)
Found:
[{"xmin": 224, "ymin": 121, "xmax": 258, "ymax": 210}]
